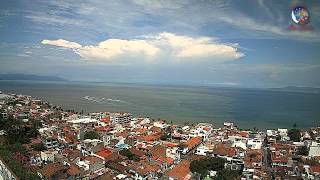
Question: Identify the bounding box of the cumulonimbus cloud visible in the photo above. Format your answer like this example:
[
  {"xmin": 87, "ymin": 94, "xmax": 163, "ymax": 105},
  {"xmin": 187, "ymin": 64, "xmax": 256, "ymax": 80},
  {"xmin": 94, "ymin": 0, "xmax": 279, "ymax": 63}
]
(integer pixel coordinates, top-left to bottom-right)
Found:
[{"xmin": 41, "ymin": 32, "xmax": 244, "ymax": 62}]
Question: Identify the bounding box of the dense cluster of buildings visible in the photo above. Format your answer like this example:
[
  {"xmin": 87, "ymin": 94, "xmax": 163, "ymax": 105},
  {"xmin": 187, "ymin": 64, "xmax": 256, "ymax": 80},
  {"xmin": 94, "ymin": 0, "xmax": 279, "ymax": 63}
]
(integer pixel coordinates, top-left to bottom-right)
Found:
[{"xmin": 0, "ymin": 91, "xmax": 320, "ymax": 180}]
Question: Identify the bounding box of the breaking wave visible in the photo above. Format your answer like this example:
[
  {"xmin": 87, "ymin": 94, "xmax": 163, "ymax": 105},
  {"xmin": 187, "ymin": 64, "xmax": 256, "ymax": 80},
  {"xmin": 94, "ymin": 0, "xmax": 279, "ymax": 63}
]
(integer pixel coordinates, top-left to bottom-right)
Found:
[{"xmin": 83, "ymin": 96, "xmax": 126, "ymax": 103}]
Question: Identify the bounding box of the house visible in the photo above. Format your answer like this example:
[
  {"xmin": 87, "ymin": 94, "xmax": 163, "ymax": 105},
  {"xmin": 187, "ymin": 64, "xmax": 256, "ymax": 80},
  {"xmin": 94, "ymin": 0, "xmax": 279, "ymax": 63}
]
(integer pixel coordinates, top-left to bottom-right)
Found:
[
  {"xmin": 129, "ymin": 147, "xmax": 146, "ymax": 158},
  {"xmin": 165, "ymin": 160, "xmax": 191, "ymax": 180},
  {"xmin": 154, "ymin": 156, "xmax": 174, "ymax": 170},
  {"xmin": 76, "ymin": 156, "xmax": 104, "ymax": 172},
  {"xmin": 270, "ymin": 143, "xmax": 293, "ymax": 167},
  {"xmin": 66, "ymin": 163, "xmax": 82, "ymax": 180},
  {"xmin": 310, "ymin": 165, "xmax": 320, "ymax": 179},
  {"xmin": 149, "ymin": 145, "xmax": 166, "ymax": 159},
  {"xmin": 229, "ymin": 135, "xmax": 247, "ymax": 150},
  {"xmin": 38, "ymin": 162, "xmax": 66, "ymax": 180},
  {"xmin": 247, "ymin": 138, "xmax": 263, "ymax": 150},
  {"xmin": 195, "ymin": 144, "xmax": 212, "ymax": 156},
  {"xmin": 40, "ymin": 150, "xmax": 58, "ymax": 162},
  {"xmin": 166, "ymin": 146, "xmax": 180, "ymax": 161},
  {"xmin": 102, "ymin": 132, "xmax": 114, "ymax": 146},
  {"xmin": 188, "ymin": 124, "xmax": 213, "ymax": 141},
  {"xmin": 95, "ymin": 148, "xmax": 113, "ymax": 162},
  {"xmin": 224, "ymin": 122, "xmax": 234, "ymax": 129},
  {"xmin": 243, "ymin": 149, "xmax": 263, "ymax": 170},
  {"xmin": 128, "ymin": 160, "xmax": 161, "ymax": 179},
  {"xmin": 181, "ymin": 137, "xmax": 202, "ymax": 154}
]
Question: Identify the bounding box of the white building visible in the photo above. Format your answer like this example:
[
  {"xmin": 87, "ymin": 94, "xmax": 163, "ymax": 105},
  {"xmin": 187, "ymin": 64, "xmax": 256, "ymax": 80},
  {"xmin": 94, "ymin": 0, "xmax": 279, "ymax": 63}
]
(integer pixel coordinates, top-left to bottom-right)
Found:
[
  {"xmin": 67, "ymin": 117, "xmax": 99, "ymax": 124},
  {"xmin": 195, "ymin": 145, "xmax": 212, "ymax": 156},
  {"xmin": 308, "ymin": 141, "xmax": 320, "ymax": 157},
  {"xmin": 40, "ymin": 150, "xmax": 58, "ymax": 162},
  {"xmin": 166, "ymin": 147, "xmax": 180, "ymax": 161},
  {"xmin": 110, "ymin": 112, "xmax": 132, "ymax": 124},
  {"xmin": 247, "ymin": 138, "xmax": 263, "ymax": 150},
  {"xmin": 229, "ymin": 136, "xmax": 247, "ymax": 150},
  {"xmin": 224, "ymin": 122, "xmax": 234, "ymax": 129},
  {"xmin": 42, "ymin": 138, "xmax": 59, "ymax": 149}
]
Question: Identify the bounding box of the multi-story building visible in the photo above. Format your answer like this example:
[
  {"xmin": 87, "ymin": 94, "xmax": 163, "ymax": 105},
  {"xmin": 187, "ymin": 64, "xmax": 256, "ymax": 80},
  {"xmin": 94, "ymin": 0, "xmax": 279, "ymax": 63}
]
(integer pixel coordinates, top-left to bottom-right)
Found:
[{"xmin": 110, "ymin": 112, "xmax": 132, "ymax": 124}]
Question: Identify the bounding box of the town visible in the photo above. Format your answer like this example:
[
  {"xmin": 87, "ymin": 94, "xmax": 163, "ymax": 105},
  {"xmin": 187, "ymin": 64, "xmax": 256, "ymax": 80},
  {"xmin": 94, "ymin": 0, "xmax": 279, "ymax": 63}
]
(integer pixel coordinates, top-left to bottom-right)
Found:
[{"xmin": 0, "ymin": 91, "xmax": 319, "ymax": 180}]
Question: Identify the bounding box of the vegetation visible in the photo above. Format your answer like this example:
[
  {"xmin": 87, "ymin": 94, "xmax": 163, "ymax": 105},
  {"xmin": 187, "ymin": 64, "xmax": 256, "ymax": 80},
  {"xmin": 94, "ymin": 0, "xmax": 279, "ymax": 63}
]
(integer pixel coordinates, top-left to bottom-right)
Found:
[
  {"xmin": 0, "ymin": 144, "xmax": 39, "ymax": 179},
  {"xmin": 296, "ymin": 146, "xmax": 309, "ymax": 156},
  {"xmin": 215, "ymin": 168, "xmax": 240, "ymax": 180},
  {"xmin": 190, "ymin": 157, "xmax": 240, "ymax": 179},
  {"xmin": 119, "ymin": 149, "xmax": 140, "ymax": 161},
  {"xmin": 84, "ymin": 131, "xmax": 99, "ymax": 140},
  {"xmin": 0, "ymin": 117, "xmax": 41, "ymax": 179},
  {"xmin": 309, "ymin": 130, "xmax": 315, "ymax": 140},
  {"xmin": 32, "ymin": 142, "xmax": 47, "ymax": 151},
  {"xmin": 288, "ymin": 129, "xmax": 301, "ymax": 142},
  {"xmin": 160, "ymin": 133, "xmax": 171, "ymax": 140},
  {"xmin": 0, "ymin": 115, "xmax": 42, "ymax": 145}
]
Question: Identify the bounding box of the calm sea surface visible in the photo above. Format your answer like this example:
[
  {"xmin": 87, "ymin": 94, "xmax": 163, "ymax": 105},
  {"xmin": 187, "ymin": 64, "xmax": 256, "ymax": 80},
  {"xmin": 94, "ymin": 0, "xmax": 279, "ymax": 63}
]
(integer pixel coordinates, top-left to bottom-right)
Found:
[{"xmin": 0, "ymin": 80, "xmax": 319, "ymax": 129}]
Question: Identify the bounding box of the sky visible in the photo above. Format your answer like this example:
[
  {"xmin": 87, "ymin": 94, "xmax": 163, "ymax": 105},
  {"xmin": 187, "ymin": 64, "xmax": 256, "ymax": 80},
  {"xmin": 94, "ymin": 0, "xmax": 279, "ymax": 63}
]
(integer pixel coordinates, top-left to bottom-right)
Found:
[{"xmin": 0, "ymin": 0, "xmax": 320, "ymax": 88}]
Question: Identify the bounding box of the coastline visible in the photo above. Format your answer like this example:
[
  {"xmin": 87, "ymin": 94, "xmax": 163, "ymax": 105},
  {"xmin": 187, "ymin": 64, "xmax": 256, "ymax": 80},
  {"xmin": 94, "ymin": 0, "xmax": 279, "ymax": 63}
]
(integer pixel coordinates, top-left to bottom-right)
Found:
[{"xmin": 0, "ymin": 81, "xmax": 320, "ymax": 129}]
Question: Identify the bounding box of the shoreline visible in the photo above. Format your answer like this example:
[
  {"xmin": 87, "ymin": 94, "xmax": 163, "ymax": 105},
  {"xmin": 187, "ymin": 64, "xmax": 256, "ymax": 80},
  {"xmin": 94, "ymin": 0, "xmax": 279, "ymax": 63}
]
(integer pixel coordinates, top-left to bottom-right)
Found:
[{"xmin": 1, "ymin": 90, "xmax": 318, "ymax": 130}]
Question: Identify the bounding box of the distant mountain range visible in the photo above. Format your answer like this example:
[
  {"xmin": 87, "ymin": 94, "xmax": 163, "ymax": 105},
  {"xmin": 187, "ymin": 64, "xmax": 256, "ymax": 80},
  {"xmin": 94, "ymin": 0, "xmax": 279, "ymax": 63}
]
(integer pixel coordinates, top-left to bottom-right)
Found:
[
  {"xmin": 0, "ymin": 74, "xmax": 67, "ymax": 81},
  {"xmin": 269, "ymin": 86, "xmax": 320, "ymax": 94}
]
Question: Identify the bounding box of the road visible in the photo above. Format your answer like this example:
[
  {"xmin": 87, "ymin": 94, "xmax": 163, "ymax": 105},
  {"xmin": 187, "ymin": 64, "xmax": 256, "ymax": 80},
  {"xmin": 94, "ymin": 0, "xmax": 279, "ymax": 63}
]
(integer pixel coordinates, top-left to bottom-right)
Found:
[{"xmin": 263, "ymin": 144, "xmax": 273, "ymax": 178}]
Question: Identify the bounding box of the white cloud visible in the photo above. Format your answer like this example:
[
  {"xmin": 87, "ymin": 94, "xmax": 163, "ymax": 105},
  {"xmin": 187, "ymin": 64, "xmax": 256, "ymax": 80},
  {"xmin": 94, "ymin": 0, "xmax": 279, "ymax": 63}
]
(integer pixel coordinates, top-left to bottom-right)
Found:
[
  {"xmin": 76, "ymin": 39, "xmax": 160, "ymax": 60},
  {"xmin": 41, "ymin": 32, "xmax": 244, "ymax": 62},
  {"xmin": 41, "ymin": 39, "xmax": 82, "ymax": 49},
  {"xmin": 153, "ymin": 32, "xmax": 243, "ymax": 59}
]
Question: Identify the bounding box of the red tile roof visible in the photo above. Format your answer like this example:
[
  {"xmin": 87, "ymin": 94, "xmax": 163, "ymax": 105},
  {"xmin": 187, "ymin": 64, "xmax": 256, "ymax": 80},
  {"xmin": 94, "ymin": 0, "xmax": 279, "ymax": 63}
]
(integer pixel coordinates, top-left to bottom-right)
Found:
[
  {"xmin": 129, "ymin": 148, "xmax": 146, "ymax": 157},
  {"xmin": 240, "ymin": 131, "xmax": 249, "ymax": 138},
  {"xmin": 129, "ymin": 160, "xmax": 160, "ymax": 176},
  {"xmin": 165, "ymin": 160, "xmax": 191, "ymax": 180},
  {"xmin": 85, "ymin": 156, "xmax": 103, "ymax": 164},
  {"xmin": 140, "ymin": 133, "xmax": 161, "ymax": 142},
  {"xmin": 163, "ymin": 142, "xmax": 178, "ymax": 148},
  {"xmin": 149, "ymin": 145, "xmax": 166, "ymax": 159},
  {"xmin": 115, "ymin": 132, "xmax": 129, "ymax": 138},
  {"xmin": 158, "ymin": 156, "xmax": 174, "ymax": 165},
  {"xmin": 95, "ymin": 126, "xmax": 110, "ymax": 132},
  {"xmin": 39, "ymin": 162, "xmax": 64, "ymax": 178},
  {"xmin": 100, "ymin": 117, "xmax": 110, "ymax": 123},
  {"xmin": 67, "ymin": 164, "xmax": 81, "ymax": 176},
  {"xmin": 96, "ymin": 148, "xmax": 112, "ymax": 159},
  {"xmin": 212, "ymin": 143, "xmax": 236, "ymax": 157},
  {"xmin": 311, "ymin": 165, "xmax": 320, "ymax": 173},
  {"xmin": 185, "ymin": 137, "xmax": 202, "ymax": 149}
]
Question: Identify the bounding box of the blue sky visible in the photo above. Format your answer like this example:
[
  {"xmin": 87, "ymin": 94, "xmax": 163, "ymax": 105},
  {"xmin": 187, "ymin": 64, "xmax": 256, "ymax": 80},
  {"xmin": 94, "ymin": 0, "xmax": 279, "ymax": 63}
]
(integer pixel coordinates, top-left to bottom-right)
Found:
[{"xmin": 0, "ymin": 0, "xmax": 320, "ymax": 88}]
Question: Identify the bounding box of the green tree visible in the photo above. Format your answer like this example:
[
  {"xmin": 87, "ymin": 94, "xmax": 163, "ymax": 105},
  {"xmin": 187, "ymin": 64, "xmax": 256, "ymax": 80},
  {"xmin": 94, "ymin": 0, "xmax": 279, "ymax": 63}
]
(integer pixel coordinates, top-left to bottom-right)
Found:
[
  {"xmin": 288, "ymin": 129, "xmax": 301, "ymax": 142},
  {"xmin": 84, "ymin": 131, "xmax": 99, "ymax": 139},
  {"xmin": 296, "ymin": 146, "xmax": 308, "ymax": 156},
  {"xmin": 32, "ymin": 143, "xmax": 47, "ymax": 151},
  {"xmin": 160, "ymin": 134, "xmax": 171, "ymax": 141},
  {"xmin": 0, "ymin": 144, "xmax": 40, "ymax": 179},
  {"xmin": 190, "ymin": 157, "xmax": 226, "ymax": 178},
  {"xmin": 215, "ymin": 168, "xmax": 240, "ymax": 180},
  {"xmin": 119, "ymin": 149, "xmax": 140, "ymax": 161}
]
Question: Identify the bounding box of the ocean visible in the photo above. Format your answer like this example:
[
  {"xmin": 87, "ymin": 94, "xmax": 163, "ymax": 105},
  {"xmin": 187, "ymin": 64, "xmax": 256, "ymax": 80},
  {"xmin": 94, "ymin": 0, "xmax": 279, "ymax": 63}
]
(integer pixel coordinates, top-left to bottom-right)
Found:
[{"xmin": 0, "ymin": 80, "xmax": 319, "ymax": 129}]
